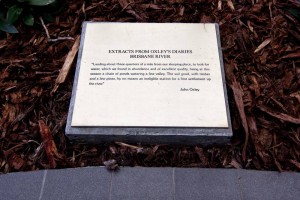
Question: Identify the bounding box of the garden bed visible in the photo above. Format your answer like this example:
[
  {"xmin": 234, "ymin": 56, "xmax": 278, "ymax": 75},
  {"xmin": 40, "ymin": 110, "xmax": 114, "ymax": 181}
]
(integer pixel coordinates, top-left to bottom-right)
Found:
[{"xmin": 0, "ymin": 0, "xmax": 299, "ymax": 173}]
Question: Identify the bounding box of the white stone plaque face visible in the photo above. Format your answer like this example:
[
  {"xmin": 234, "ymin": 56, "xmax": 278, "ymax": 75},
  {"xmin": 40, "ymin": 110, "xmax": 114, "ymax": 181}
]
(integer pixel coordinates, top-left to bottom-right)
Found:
[{"xmin": 71, "ymin": 23, "xmax": 229, "ymax": 127}]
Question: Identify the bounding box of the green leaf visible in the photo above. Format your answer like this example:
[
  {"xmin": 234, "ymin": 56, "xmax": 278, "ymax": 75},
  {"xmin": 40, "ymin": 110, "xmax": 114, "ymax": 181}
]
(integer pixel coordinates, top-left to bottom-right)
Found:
[
  {"xmin": 42, "ymin": 13, "xmax": 54, "ymax": 22},
  {"xmin": 22, "ymin": 0, "xmax": 56, "ymax": 6},
  {"xmin": 287, "ymin": 8, "xmax": 300, "ymax": 20},
  {"xmin": 6, "ymin": 5, "xmax": 23, "ymax": 24},
  {"xmin": 23, "ymin": 13, "xmax": 34, "ymax": 26},
  {"xmin": 0, "ymin": 19, "xmax": 18, "ymax": 33}
]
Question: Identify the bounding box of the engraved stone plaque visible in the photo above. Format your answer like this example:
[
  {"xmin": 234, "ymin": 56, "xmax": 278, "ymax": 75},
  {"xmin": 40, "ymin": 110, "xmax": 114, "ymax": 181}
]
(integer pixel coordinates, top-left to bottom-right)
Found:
[{"xmin": 66, "ymin": 22, "xmax": 232, "ymax": 144}]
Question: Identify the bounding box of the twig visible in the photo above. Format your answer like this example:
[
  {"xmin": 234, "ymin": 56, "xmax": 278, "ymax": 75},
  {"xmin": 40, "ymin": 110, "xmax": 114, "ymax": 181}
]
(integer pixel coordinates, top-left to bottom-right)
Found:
[
  {"xmin": 39, "ymin": 16, "xmax": 50, "ymax": 39},
  {"xmin": 257, "ymin": 105, "xmax": 300, "ymax": 124},
  {"xmin": 10, "ymin": 98, "xmax": 39, "ymax": 128},
  {"xmin": 115, "ymin": 141, "xmax": 144, "ymax": 153},
  {"xmin": 48, "ymin": 37, "xmax": 74, "ymax": 42},
  {"xmin": 39, "ymin": 16, "xmax": 74, "ymax": 42},
  {"xmin": 218, "ymin": 0, "xmax": 222, "ymax": 11},
  {"xmin": 4, "ymin": 140, "xmax": 40, "ymax": 156},
  {"xmin": 121, "ymin": 2, "xmax": 135, "ymax": 12},
  {"xmin": 115, "ymin": 141, "xmax": 141, "ymax": 150},
  {"xmin": 268, "ymin": 2, "xmax": 273, "ymax": 21}
]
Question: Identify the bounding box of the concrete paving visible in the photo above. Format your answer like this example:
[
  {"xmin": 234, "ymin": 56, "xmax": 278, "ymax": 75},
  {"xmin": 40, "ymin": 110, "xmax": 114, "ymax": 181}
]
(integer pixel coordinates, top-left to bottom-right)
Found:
[{"xmin": 0, "ymin": 167, "xmax": 299, "ymax": 200}]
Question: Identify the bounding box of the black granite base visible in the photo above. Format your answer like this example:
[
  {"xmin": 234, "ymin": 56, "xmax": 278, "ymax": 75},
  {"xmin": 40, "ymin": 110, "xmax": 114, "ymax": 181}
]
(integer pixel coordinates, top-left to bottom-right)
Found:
[
  {"xmin": 66, "ymin": 126, "xmax": 232, "ymax": 145},
  {"xmin": 65, "ymin": 22, "xmax": 233, "ymax": 145}
]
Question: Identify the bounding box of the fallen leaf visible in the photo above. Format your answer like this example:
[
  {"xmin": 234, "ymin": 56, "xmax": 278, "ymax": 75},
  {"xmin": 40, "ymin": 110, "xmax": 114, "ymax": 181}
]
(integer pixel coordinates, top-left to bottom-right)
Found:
[
  {"xmin": 126, "ymin": 9, "xmax": 144, "ymax": 21},
  {"xmin": 281, "ymin": 51, "xmax": 300, "ymax": 59},
  {"xmin": 260, "ymin": 51, "xmax": 268, "ymax": 64},
  {"xmin": 247, "ymin": 20, "xmax": 254, "ymax": 32},
  {"xmin": 103, "ymin": 159, "xmax": 119, "ymax": 171},
  {"xmin": 254, "ymin": 38, "xmax": 271, "ymax": 53},
  {"xmin": 289, "ymin": 30, "xmax": 300, "ymax": 41},
  {"xmin": 0, "ymin": 70, "xmax": 9, "ymax": 79},
  {"xmin": 227, "ymin": 0, "xmax": 235, "ymax": 11},
  {"xmin": 258, "ymin": 128, "xmax": 273, "ymax": 149},
  {"xmin": 145, "ymin": 145, "xmax": 160, "ymax": 161},
  {"xmin": 247, "ymin": 115, "xmax": 269, "ymax": 163},
  {"xmin": 115, "ymin": 141, "xmax": 143, "ymax": 153},
  {"xmin": 218, "ymin": 0, "xmax": 222, "ymax": 11},
  {"xmin": 118, "ymin": 0, "xmax": 129, "ymax": 8},
  {"xmin": 289, "ymin": 159, "xmax": 300, "ymax": 169},
  {"xmin": 0, "ymin": 59, "xmax": 23, "ymax": 65},
  {"xmin": 251, "ymin": 3, "xmax": 263, "ymax": 13},
  {"xmin": 30, "ymin": 87, "xmax": 43, "ymax": 97},
  {"xmin": 195, "ymin": 146, "xmax": 209, "ymax": 166},
  {"xmin": 0, "ymin": 104, "xmax": 18, "ymax": 138},
  {"xmin": 10, "ymin": 99, "xmax": 38, "ymax": 128},
  {"xmin": 290, "ymin": 92, "xmax": 300, "ymax": 103},
  {"xmin": 230, "ymin": 78, "xmax": 249, "ymax": 162},
  {"xmin": 140, "ymin": 4, "xmax": 162, "ymax": 10},
  {"xmin": 257, "ymin": 105, "xmax": 300, "ymax": 124},
  {"xmin": 39, "ymin": 120, "xmax": 63, "ymax": 168},
  {"xmin": 179, "ymin": 6, "xmax": 185, "ymax": 16},
  {"xmin": 169, "ymin": 0, "xmax": 184, "ymax": 3},
  {"xmin": 248, "ymin": 75, "xmax": 260, "ymax": 96},
  {"xmin": 0, "ymin": 40, "xmax": 7, "ymax": 49},
  {"xmin": 8, "ymin": 153, "xmax": 25, "ymax": 170},
  {"xmin": 109, "ymin": 144, "xmax": 117, "ymax": 154},
  {"xmin": 200, "ymin": 14, "xmax": 213, "ymax": 23},
  {"xmin": 51, "ymin": 36, "xmax": 80, "ymax": 95},
  {"xmin": 282, "ymin": 71, "xmax": 294, "ymax": 88},
  {"xmin": 230, "ymin": 158, "xmax": 242, "ymax": 169},
  {"xmin": 10, "ymin": 92, "xmax": 29, "ymax": 104},
  {"xmin": 274, "ymin": 158, "xmax": 283, "ymax": 172}
]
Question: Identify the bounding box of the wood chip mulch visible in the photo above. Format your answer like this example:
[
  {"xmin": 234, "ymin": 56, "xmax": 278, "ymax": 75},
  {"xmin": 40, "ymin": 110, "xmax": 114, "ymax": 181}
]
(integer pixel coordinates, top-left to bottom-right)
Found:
[{"xmin": 0, "ymin": 0, "xmax": 299, "ymax": 173}]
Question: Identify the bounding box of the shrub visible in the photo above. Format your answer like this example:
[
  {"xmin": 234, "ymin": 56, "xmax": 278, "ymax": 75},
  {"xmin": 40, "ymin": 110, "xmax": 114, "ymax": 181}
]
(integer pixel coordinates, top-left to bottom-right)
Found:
[{"xmin": 0, "ymin": 0, "xmax": 59, "ymax": 33}]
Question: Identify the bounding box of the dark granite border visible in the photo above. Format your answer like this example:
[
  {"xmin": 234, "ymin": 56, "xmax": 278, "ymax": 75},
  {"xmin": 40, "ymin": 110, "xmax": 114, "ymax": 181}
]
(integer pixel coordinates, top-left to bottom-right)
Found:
[
  {"xmin": 1, "ymin": 167, "xmax": 299, "ymax": 200},
  {"xmin": 65, "ymin": 22, "xmax": 232, "ymax": 145}
]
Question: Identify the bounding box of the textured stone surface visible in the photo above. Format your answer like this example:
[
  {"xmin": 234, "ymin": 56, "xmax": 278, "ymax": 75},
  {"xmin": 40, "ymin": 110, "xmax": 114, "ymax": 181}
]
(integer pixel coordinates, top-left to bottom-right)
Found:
[
  {"xmin": 0, "ymin": 170, "xmax": 44, "ymax": 200},
  {"xmin": 238, "ymin": 170, "xmax": 300, "ymax": 200},
  {"xmin": 111, "ymin": 167, "xmax": 174, "ymax": 200},
  {"xmin": 41, "ymin": 167, "xmax": 111, "ymax": 200},
  {"xmin": 175, "ymin": 168, "xmax": 241, "ymax": 200},
  {"xmin": 1, "ymin": 167, "xmax": 299, "ymax": 200}
]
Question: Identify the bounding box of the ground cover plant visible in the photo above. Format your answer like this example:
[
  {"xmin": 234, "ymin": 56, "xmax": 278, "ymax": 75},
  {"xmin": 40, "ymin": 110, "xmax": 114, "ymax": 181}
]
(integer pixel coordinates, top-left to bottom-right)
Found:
[
  {"xmin": 0, "ymin": 0, "xmax": 299, "ymax": 173},
  {"xmin": 0, "ymin": 0, "xmax": 63, "ymax": 33}
]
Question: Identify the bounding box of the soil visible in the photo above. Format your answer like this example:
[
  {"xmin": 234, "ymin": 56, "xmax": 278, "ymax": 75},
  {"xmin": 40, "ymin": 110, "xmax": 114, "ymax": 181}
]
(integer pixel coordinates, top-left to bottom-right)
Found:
[{"xmin": 0, "ymin": 0, "xmax": 299, "ymax": 173}]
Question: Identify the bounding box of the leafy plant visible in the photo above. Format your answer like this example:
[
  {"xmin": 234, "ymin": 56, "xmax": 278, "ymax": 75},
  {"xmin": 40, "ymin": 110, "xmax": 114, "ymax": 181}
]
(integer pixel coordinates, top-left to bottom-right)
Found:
[
  {"xmin": 0, "ymin": 0, "xmax": 59, "ymax": 33},
  {"xmin": 287, "ymin": 8, "xmax": 300, "ymax": 21}
]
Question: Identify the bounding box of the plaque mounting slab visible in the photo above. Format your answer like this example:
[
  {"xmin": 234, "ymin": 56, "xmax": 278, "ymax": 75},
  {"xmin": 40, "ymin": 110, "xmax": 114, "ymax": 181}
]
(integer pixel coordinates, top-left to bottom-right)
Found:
[{"xmin": 66, "ymin": 22, "xmax": 232, "ymax": 145}]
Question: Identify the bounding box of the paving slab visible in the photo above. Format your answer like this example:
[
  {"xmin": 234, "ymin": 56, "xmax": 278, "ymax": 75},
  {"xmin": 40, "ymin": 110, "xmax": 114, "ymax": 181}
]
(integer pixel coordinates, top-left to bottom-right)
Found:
[
  {"xmin": 0, "ymin": 170, "xmax": 44, "ymax": 200},
  {"xmin": 238, "ymin": 170, "xmax": 300, "ymax": 200},
  {"xmin": 41, "ymin": 167, "xmax": 111, "ymax": 200},
  {"xmin": 111, "ymin": 167, "xmax": 174, "ymax": 200},
  {"xmin": 0, "ymin": 167, "xmax": 299, "ymax": 200},
  {"xmin": 175, "ymin": 168, "xmax": 241, "ymax": 200}
]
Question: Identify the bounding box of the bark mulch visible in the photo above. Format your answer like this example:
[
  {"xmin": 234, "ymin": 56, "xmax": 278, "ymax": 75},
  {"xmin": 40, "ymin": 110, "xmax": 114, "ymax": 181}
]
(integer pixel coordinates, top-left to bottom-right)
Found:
[{"xmin": 0, "ymin": 0, "xmax": 299, "ymax": 173}]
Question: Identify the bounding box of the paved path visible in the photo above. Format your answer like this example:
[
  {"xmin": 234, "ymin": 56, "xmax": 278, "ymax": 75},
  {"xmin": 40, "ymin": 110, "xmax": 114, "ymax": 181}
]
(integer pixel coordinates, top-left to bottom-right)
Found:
[{"xmin": 0, "ymin": 167, "xmax": 299, "ymax": 200}]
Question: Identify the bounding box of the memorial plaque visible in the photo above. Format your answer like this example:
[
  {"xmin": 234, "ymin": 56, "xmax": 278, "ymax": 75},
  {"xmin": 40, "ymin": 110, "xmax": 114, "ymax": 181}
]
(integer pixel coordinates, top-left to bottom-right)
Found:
[{"xmin": 66, "ymin": 22, "xmax": 232, "ymax": 144}]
